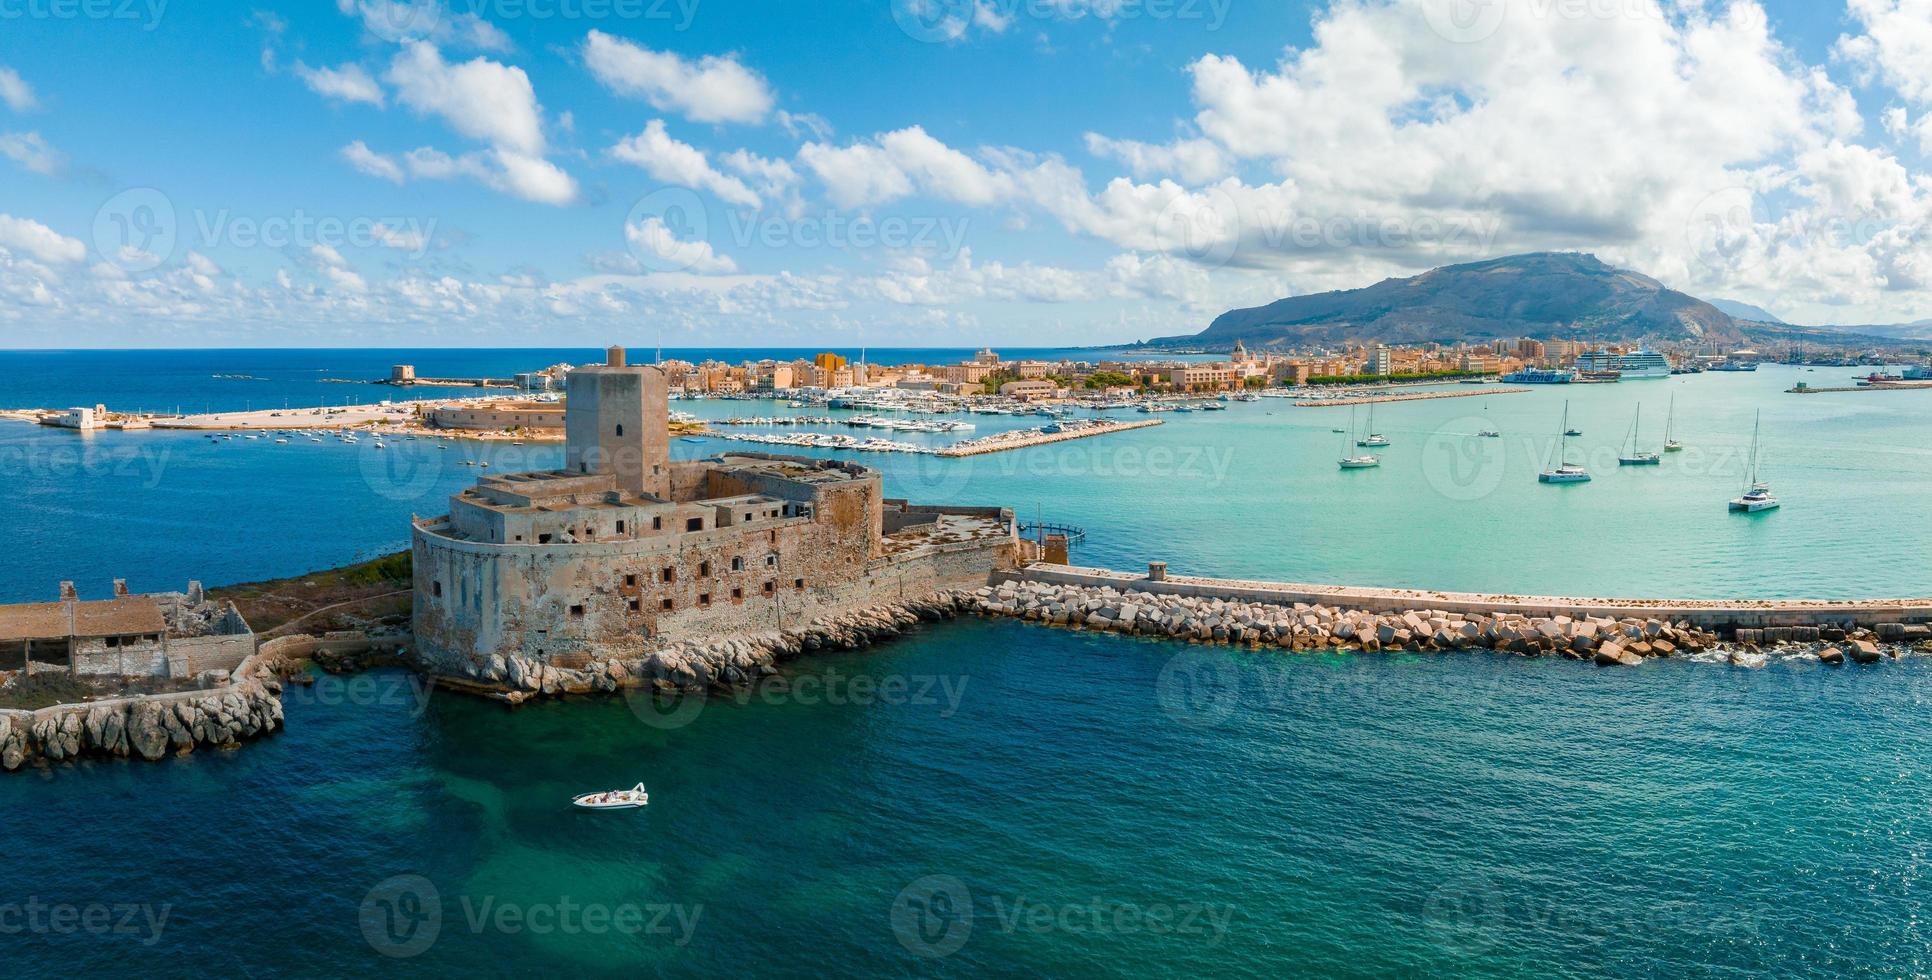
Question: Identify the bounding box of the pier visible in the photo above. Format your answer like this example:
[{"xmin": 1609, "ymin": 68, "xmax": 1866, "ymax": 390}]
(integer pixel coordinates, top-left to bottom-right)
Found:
[
  {"xmin": 1293, "ymin": 387, "xmax": 1531, "ymax": 407},
  {"xmin": 937, "ymin": 419, "xmax": 1164, "ymax": 457},
  {"xmin": 1787, "ymin": 381, "xmax": 1932, "ymax": 394}
]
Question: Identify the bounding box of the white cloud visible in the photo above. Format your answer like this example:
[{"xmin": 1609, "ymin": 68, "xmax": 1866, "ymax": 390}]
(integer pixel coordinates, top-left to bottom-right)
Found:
[
  {"xmin": 0, "ymin": 131, "xmax": 63, "ymax": 175},
  {"xmin": 295, "ymin": 61, "xmax": 386, "ymax": 107},
  {"xmin": 387, "ymin": 41, "xmax": 546, "ymax": 155},
  {"xmin": 341, "ymin": 140, "xmax": 406, "ymax": 183},
  {"xmin": 609, "ymin": 120, "xmax": 761, "ymax": 208},
  {"xmin": 582, "ymin": 30, "xmax": 774, "ymax": 125},
  {"xmin": 0, "ymin": 67, "xmax": 34, "ymax": 112},
  {"xmin": 1082, "ymin": 133, "xmax": 1227, "ymax": 185},
  {"xmin": 0, "ymin": 214, "xmax": 85, "ymax": 263},
  {"xmin": 311, "ymin": 243, "xmax": 369, "ymax": 293},
  {"xmin": 625, "ymin": 216, "xmax": 738, "ymax": 274},
  {"xmin": 335, "ymin": 0, "xmax": 511, "ymax": 52},
  {"xmin": 1836, "ymin": 0, "xmax": 1932, "ymax": 105},
  {"xmin": 799, "ymin": 126, "xmax": 1013, "ymax": 208}
]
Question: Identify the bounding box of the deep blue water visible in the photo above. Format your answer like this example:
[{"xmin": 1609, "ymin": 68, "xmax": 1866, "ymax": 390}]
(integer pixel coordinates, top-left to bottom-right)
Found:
[{"xmin": 5, "ymin": 351, "xmax": 1932, "ymax": 976}]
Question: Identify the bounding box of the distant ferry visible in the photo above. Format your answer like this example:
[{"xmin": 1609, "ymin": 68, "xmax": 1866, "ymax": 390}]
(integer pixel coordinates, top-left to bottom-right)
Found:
[
  {"xmin": 1577, "ymin": 349, "xmax": 1671, "ymax": 379},
  {"xmin": 1711, "ymin": 361, "xmax": 1759, "ymax": 372},
  {"xmin": 1501, "ymin": 368, "xmax": 1575, "ymax": 384},
  {"xmin": 1905, "ymin": 365, "xmax": 1932, "ymax": 381}
]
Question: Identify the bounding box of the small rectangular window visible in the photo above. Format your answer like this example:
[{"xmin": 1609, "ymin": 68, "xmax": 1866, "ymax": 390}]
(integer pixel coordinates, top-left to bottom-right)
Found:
[
  {"xmin": 743, "ymin": 513, "xmax": 753, "ymax": 523},
  {"xmin": 687, "ymin": 517, "xmax": 704, "ymax": 532},
  {"xmin": 699, "ymin": 561, "xmax": 711, "ymax": 578},
  {"xmin": 794, "ymin": 578, "xmax": 805, "ymax": 590},
  {"xmin": 660, "ymin": 598, "xmax": 674, "ymax": 611},
  {"xmin": 627, "ymin": 598, "xmax": 641, "ymax": 612},
  {"xmin": 624, "ymin": 574, "xmax": 638, "ymax": 588},
  {"xmin": 662, "ymin": 567, "xmax": 675, "ymax": 584},
  {"xmin": 731, "ymin": 557, "xmax": 744, "ymax": 571},
  {"xmin": 763, "ymin": 581, "xmax": 775, "ymax": 595},
  {"xmin": 699, "ymin": 593, "xmax": 712, "ymax": 608},
  {"xmin": 538, "ymin": 533, "xmax": 553, "ymax": 544},
  {"xmin": 432, "ymin": 581, "xmax": 442, "ymax": 597},
  {"xmin": 569, "ymin": 604, "xmax": 585, "ymax": 617},
  {"xmin": 731, "ymin": 588, "xmax": 743, "ymax": 601},
  {"xmin": 653, "ymin": 516, "xmax": 663, "ymax": 530},
  {"xmin": 616, "ymin": 520, "xmax": 626, "ymax": 534}
]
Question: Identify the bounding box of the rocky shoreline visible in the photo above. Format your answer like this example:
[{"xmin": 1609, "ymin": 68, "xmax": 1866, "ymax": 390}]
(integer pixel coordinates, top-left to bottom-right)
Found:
[
  {"xmin": 0, "ymin": 659, "xmax": 287, "ymax": 771},
  {"xmin": 428, "ymin": 592, "xmax": 981, "ymax": 704},
  {"xmin": 970, "ymin": 579, "xmax": 1916, "ymax": 666}
]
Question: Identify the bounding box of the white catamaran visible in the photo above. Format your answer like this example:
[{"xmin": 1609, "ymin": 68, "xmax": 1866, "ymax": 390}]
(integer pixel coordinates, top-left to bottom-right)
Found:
[
  {"xmin": 1539, "ymin": 402, "xmax": 1591, "ymax": 483},
  {"xmin": 1729, "ymin": 410, "xmax": 1780, "ymax": 512}
]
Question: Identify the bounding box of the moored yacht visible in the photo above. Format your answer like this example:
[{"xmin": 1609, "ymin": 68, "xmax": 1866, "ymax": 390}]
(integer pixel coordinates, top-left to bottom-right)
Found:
[
  {"xmin": 1618, "ymin": 402, "xmax": 1661, "ymax": 465},
  {"xmin": 1356, "ymin": 405, "xmax": 1390, "ymax": 447},
  {"xmin": 1539, "ymin": 402, "xmax": 1591, "ymax": 483},
  {"xmin": 1729, "ymin": 410, "xmax": 1780, "ymax": 512},
  {"xmin": 1339, "ymin": 407, "xmax": 1380, "ymax": 469}
]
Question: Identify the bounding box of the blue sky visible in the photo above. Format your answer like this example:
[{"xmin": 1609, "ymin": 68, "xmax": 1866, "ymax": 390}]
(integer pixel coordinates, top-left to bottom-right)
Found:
[{"xmin": 2, "ymin": 0, "xmax": 1931, "ymax": 347}]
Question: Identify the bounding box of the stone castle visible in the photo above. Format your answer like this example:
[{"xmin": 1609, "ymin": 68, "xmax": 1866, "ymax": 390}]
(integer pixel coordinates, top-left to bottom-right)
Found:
[{"xmin": 411, "ymin": 347, "xmax": 1026, "ymax": 685}]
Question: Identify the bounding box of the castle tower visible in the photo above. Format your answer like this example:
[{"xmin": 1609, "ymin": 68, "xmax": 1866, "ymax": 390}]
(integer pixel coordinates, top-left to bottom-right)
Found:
[{"xmin": 564, "ymin": 346, "xmax": 670, "ymax": 499}]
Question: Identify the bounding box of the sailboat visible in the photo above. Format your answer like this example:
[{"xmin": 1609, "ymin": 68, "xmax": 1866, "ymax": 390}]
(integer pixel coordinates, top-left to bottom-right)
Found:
[
  {"xmin": 1356, "ymin": 404, "xmax": 1390, "ymax": 447},
  {"xmin": 1478, "ymin": 400, "xmax": 1500, "ymax": 438},
  {"xmin": 1618, "ymin": 402, "xmax": 1662, "ymax": 465},
  {"xmin": 1662, "ymin": 393, "xmax": 1684, "ymax": 452},
  {"xmin": 1729, "ymin": 410, "xmax": 1780, "ymax": 512},
  {"xmin": 1539, "ymin": 401, "xmax": 1591, "ymax": 483},
  {"xmin": 1339, "ymin": 407, "xmax": 1381, "ymax": 469}
]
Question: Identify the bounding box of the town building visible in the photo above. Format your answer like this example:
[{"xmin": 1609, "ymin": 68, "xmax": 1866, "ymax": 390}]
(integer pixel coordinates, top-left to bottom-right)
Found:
[{"xmin": 0, "ymin": 580, "xmax": 255, "ymax": 679}]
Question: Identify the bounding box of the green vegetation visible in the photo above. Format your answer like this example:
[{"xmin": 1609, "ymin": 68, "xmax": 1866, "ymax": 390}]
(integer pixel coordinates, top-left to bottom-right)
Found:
[
  {"xmin": 1085, "ymin": 371, "xmax": 1139, "ymax": 389},
  {"xmin": 1243, "ymin": 376, "xmax": 1270, "ymax": 389},
  {"xmin": 980, "ymin": 371, "xmax": 1020, "ymax": 395},
  {"xmin": 0, "ymin": 672, "xmax": 97, "ymax": 711},
  {"xmin": 1306, "ymin": 370, "xmax": 1493, "ymax": 386},
  {"xmin": 342, "ymin": 551, "xmax": 413, "ymax": 588}
]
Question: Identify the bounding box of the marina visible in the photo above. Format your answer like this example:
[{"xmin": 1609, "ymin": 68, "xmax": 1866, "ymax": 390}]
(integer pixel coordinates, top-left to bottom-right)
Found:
[{"xmin": 1293, "ymin": 386, "xmax": 1531, "ymax": 407}]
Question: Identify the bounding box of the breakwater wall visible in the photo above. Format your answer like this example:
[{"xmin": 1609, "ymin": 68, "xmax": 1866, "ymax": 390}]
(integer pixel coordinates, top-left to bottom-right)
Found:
[
  {"xmin": 936, "ymin": 420, "xmax": 1163, "ymax": 457},
  {"xmin": 1004, "ymin": 565, "xmax": 1932, "ymax": 633},
  {"xmin": 1293, "ymin": 387, "xmax": 1530, "ymax": 407},
  {"xmin": 971, "ymin": 564, "xmax": 1930, "ymax": 666}
]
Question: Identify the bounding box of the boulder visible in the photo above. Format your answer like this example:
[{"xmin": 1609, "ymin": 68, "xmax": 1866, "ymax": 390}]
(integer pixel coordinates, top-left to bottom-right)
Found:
[{"xmin": 1817, "ymin": 646, "xmax": 1845, "ymax": 666}]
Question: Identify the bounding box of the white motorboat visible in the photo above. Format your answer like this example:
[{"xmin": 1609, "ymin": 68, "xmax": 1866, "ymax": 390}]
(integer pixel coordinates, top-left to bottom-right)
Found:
[{"xmin": 573, "ymin": 783, "xmax": 649, "ymax": 810}]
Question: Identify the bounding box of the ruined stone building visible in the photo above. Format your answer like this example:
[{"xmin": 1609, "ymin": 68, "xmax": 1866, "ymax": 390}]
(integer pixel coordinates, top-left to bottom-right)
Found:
[
  {"xmin": 0, "ymin": 580, "xmax": 256, "ymax": 679},
  {"xmin": 411, "ymin": 347, "xmax": 1024, "ymax": 679}
]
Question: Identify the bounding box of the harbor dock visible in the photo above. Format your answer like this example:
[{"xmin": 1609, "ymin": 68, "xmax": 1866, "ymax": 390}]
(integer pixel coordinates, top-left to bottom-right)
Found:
[{"xmin": 938, "ymin": 419, "xmax": 1164, "ymax": 457}]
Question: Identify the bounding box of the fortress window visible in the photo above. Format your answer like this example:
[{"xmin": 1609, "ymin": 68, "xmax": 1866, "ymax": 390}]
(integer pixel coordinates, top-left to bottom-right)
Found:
[
  {"xmin": 743, "ymin": 513, "xmax": 753, "ymax": 524},
  {"xmin": 432, "ymin": 581, "xmax": 442, "ymax": 597},
  {"xmin": 763, "ymin": 581, "xmax": 775, "ymax": 595},
  {"xmin": 615, "ymin": 424, "xmax": 624, "ymax": 436},
  {"xmin": 660, "ymin": 598, "xmax": 674, "ymax": 611},
  {"xmin": 794, "ymin": 578, "xmax": 805, "ymax": 590},
  {"xmin": 627, "ymin": 598, "xmax": 641, "ymax": 612},
  {"xmin": 731, "ymin": 588, "xmax": 743, "ymax": 602},
  {"xmin": 661, "ymin": 567, "xmax": 675, "ymax": 584},
  {"xmin": 653, "ymin": 517, "xmax": 663, "ymax": 531},
  {"xmin": 699, "ymin": 561, "xmax": 711, "ymax": 578},
  {"xmin": 765, "ymin": 554, "xmax": 778, "ymax": 567},
  {"xmin": 686, "ymin": 518, "xmax": 703, "ymax": 532},
  {"xmin": 569, "ymin": 604, "xmax": 585, "ymax": 617},
  {"xmin": 538, "ymin": 533, "xmax": 553, "ymax": 544},
  {"xmin": 699, "ymin": 594, "xmax": 711, "ymax": 608},
  {"xmin": 616, "ymin": 520, "xmax": 626, "ymax": 534},
  {"xmin": 624, "ymin": 574, "xmax": 638, "ymax": 588},
  {"xmin": 731, "ymin": 557, "xmax": 745, "ymax": 572}
]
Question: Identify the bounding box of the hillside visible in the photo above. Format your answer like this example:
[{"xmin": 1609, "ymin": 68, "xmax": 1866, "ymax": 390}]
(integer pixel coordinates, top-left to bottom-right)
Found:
[{"xmin": 1159, "ymin": 252, "xmax": 1746, "ymax": 349}]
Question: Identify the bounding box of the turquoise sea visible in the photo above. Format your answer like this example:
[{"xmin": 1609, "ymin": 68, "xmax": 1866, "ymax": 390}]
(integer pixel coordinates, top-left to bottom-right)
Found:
[{"xmin": 4, "ymin": 351, "xmax": 1932, "ymax": 976}]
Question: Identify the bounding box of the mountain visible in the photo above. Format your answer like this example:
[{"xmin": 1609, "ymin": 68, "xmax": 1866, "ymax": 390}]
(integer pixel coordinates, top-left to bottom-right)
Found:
[
  {"xmin": 1709, "ymin": 299, "xmax": 1783, "ymax": 323},
  {"xmin": 1159, "ymin": 252, "xmax": 1746, "ymax": 349}
]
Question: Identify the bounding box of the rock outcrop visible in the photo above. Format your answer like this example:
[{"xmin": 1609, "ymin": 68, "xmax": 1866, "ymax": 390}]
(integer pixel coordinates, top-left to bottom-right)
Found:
[
  {"xmin": 430, "ymin": 592, "xmax": 979, "ymax": 704},
  {"xmin": 0, "ymin": 663, "xmax": 284, "ymax": 771}
]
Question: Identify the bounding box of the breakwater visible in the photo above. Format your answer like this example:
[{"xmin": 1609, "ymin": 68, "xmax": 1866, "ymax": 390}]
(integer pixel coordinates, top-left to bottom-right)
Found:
[
  {"xmin": 974, "ymin": 564, "xmax": 1931, "ymax": 666},
  {"xmin": 937, "ymin": 419, "xmax": 1163, "ymax": 457},
  {"xmin": 1293, "ymin": 387, "xmax": 1531, "ymax": 407},
  {"xmin": 0, "ymin": 652, "xmax": 284, "ymax": 770}
]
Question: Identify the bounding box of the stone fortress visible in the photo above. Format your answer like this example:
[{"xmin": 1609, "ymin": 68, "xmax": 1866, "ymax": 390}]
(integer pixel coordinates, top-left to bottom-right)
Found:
[{"xmin": 411, "ymin": 347, "xmax": 1027, "ymax": 690}]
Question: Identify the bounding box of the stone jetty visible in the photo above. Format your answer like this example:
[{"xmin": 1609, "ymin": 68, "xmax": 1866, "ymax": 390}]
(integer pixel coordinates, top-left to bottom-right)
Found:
[
  {"xmin": 1293, "ymin": 387, "xmax": 1530, "ymax": 407},
  {"xmin": 0, "ymin": 659, "xmax": 286, "ymax": 771},
  {"xmin": 967, "ymin": 578, "xmax": 1916, "ymax": 666}
]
